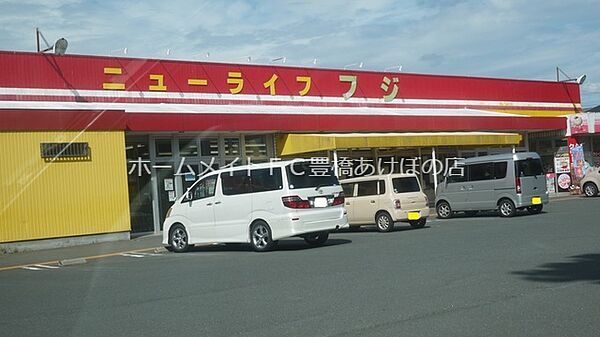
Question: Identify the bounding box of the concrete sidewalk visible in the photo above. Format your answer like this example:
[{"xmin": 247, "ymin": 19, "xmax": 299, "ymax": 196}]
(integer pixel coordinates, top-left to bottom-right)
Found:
[
  {"xmin": 0, "ymin": 234, "xmax": 164, "ymax": 270},
  {"xmin": 549, "ymin": 191, "xmax": 585, "ymax": 200}
]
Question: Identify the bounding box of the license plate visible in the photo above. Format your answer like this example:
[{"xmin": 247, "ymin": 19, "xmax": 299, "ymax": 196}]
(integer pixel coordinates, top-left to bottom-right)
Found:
[
  {"xmin": 313, "ymin": 197, "xmax": 328, "ymax": 208},
  {"xmin": 531, "ymin": 197, "xmax": 541, "ymax": 205},
  {"xmin": 408, "ymin": 211, "xmax": 421, "ymax": 220}
]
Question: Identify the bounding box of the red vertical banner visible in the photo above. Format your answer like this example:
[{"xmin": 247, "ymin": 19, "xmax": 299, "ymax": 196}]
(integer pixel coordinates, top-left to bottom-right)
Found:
[{"xmin": 567, "ymin": 136, "xmax": 578, "ymax": 172}]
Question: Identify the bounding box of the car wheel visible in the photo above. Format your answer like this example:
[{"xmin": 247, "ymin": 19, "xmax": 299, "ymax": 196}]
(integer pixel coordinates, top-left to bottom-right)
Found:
[
  {"xmin": 583, "ymin": 182, "xmax": 598, "ymax": 197},
  {"xmin": 169, "ymin": 224, "xmax": 190, "ymax": 253},
  {"xmin": 304, "ymin": 231, "xmax": 329, "ymax": 246},
  {"xmin": 465, "ymin": 211, "xmax": 478, "ymax": 217},
  {"xmin": 250, "ymin": 221, "xmax": 275, "ymax": 252},
  {"xmin": 498, "ymin": 199, "xmax": 516, "ymax": 217},
  {"xmin": 436, "ymin": 201, "xmax": 452, "ymax": 219},
  {"xmin": 375, "ymin": 212, "xmax": 394, "ymax": 232},
  {"xmin": 409, "ymin": 218, "xmax": 426, "ymax": 228},
  {"xmin": 527, "ymin": 204, "xmax": 543, "ymax": 214}
]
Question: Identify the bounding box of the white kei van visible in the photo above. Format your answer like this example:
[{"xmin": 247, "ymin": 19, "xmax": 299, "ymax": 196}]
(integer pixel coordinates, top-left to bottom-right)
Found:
[
  {"xmin": 340, "ymin": 174, "xmax": 429, "ymax": 232},
  {"xmin": 162, "ymin": 160, "xmax": 348, "ymax": 252}
]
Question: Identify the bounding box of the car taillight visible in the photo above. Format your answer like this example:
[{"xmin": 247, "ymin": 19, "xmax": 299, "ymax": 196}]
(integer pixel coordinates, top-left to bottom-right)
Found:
[
  {"xmin": 394, "ymin": 199, "xmax": 402, "ymax": 209},
  {"xmin": 282, "ymin": 196, "xmax": 311, "ymax": 209},
  {"xmin": 332, "ymin": 192, "xmax": 345, "ymax": 206},
  {"xmin": 516, "ymin": 177, "xmax": 522, "ymax": 194},
  {"xmin": 424, "ymin": 194, "xmax": 429, "ymax": 205}
]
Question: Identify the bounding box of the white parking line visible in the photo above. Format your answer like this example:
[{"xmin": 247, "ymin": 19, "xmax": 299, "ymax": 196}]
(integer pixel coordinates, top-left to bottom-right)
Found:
[
  {"xmin": 34, "ymin": 264, "xmax": 60, "ymax": 269},
  {"xmin": 137, "ymin": 252, "xmax": 163, "ymax": 256},
  {"xmin": 120, "ymin": 253, "xmax": 146, "ymax": 258}
]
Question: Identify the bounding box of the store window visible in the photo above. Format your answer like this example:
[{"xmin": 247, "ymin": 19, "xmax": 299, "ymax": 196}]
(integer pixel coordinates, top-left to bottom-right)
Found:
[
  {"xmin": 179, "ymin": 138, "xmax": 198, "ymax": 157},
  {"xmin": 593, "ymin": 137, "xmax": 600, "ymax": 168},
  {"xmin": 223, "ymin": 158, "xmax": 242, "ymax": 168},
  {"xmin": 245, "ymin": 135, "xmax": 268, "ymax": 161},
  {"xmin": 200, "ymin": 138, "xmax": 219, "ymax": 156},
  {"xmin": 155, "ymin": 139, "xmax": 172, "ymax": 157},
  {"xmin": 224, "ymin": 138, "xmax": 240, "ymax": 156}
]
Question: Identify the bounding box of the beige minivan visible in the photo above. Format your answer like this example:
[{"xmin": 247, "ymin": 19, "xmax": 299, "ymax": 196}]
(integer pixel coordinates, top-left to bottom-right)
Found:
[{"xmin": 341, "ymin": 174, "xmax": 429, "ymax": 232}]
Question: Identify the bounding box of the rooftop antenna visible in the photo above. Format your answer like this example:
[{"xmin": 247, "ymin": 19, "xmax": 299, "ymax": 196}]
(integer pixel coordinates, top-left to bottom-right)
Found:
[
  {"xmin": 36, "ymin": 27, "xmax": 52, "ymax": 52},
  {"xmin": 556, "ymin": 66, "xmax": 587, "ymax": 85},
  {"xmin": 36, "ymin": 28, "xmax": 68, "ymax": 55},
  {"xmin": 54, "ymin": 38, "xmax": 68, "ymax": 55}
]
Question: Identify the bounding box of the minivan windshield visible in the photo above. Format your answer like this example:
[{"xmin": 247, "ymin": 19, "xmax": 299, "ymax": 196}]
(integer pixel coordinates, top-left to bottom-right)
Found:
[
  {"xmin": 515, "ymin": 158, "xmax": 544, "ymax": 177},
  {"xmin": 285, "ymin": 162, "xmax": 339, "ymax": 189},
  {"xmin": 392, "ymin": 177, "xmax": 420, "ymax": 193}
]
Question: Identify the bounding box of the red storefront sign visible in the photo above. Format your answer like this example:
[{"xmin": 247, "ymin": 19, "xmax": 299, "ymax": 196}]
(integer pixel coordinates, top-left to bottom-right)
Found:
[{"xmin": 0, "ymin": 51, "xmax": 581, "ymax": 132}]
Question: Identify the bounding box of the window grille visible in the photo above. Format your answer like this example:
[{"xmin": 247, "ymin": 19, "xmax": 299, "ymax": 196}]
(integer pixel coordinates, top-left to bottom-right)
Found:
[{"xmin": 40, "ymin": 142, "xmax": 89, "ymax": 158}]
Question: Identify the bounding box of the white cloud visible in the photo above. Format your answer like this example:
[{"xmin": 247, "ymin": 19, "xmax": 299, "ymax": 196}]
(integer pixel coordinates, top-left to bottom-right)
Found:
[{"xmin": 0, "ymin": 0, "xmax": 599, "ymax": 106}]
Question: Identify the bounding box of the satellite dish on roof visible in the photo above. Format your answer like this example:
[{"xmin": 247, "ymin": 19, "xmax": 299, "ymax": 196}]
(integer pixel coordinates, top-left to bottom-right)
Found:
[
  {"xmin": 54, "ymin": 38, "xmax": 68, "ymax": 55},
  {"xmin": 576, "ymin": 74, "xmax": 586, "ymax": 85}
]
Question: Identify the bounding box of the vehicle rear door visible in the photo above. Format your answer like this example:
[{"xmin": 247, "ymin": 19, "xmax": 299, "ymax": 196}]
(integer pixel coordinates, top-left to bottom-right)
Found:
[
  {"xmin": 392, "ymin": 176, "xmax": 426, "ymax": 209},
  {"xmin": 342, "ymin": 182, "xmax": 357, "ymax": 224},
  {"xmin": 515, "ymin": 157, "xmax": 546, "ymax": 203},
  {"xmin": 284, "ymin": 161, "xmax": 344, "ymax": 224}
]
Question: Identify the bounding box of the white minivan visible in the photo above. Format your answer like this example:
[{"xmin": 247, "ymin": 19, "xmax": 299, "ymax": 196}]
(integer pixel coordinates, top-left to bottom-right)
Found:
[{"xmin": 162, "ymin": 160, "xmax": 348, "ymax": 252}]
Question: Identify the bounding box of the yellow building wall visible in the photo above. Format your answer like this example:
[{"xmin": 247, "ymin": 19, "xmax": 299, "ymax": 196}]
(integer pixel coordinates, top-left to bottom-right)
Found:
[{"xmin": 0, "ymin": 131, "xmax": 131, "ymax": 243}]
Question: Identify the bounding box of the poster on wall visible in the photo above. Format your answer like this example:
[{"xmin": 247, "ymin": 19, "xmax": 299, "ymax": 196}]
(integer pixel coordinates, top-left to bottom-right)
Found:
[
  {"xmin": 184, "ymin": 173, "xmax": 196, "ymax": 182},
  {"xmin": 557, "ymin": 173, "xmax": 571, "ymax": 192},
  {"xmin": 554, "ymin": 156, "xmax": 570, "ymax": 174},
  {"xmin": 163, "ymin": 178, "xmax": 174, "ymax": 191},
  {"xmin": 552, "ymin": 150, "xmax": 571, "ymax": 193},
  {"xmin": 546, "ymin": 173, "xmax": 556, "ymax": 194},
  {"xmin": 570, "ymin": 144, "xmax": 586, "ymax": 180}
]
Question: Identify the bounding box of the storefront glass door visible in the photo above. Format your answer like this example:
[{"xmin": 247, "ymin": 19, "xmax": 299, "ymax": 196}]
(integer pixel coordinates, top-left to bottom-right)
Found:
[
  {"xmin": 126, "ymin": 137, "xmax": 154, "ymax": 233},
  {"xmin": 155, "ymin": 162, "xmax": 175, "ymax": 230}
]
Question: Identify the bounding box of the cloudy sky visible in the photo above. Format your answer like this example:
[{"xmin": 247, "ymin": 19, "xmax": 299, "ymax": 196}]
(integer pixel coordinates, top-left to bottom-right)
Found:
[{"xmin": 1, "ymin": 0, "xmax": 599, "ymax": 107}]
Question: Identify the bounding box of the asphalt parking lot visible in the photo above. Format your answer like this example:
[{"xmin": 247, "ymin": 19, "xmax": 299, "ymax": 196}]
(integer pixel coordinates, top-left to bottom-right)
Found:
[{"xmin": 1, "ymin": 197, "xmax": 599, "ymax": 337}]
